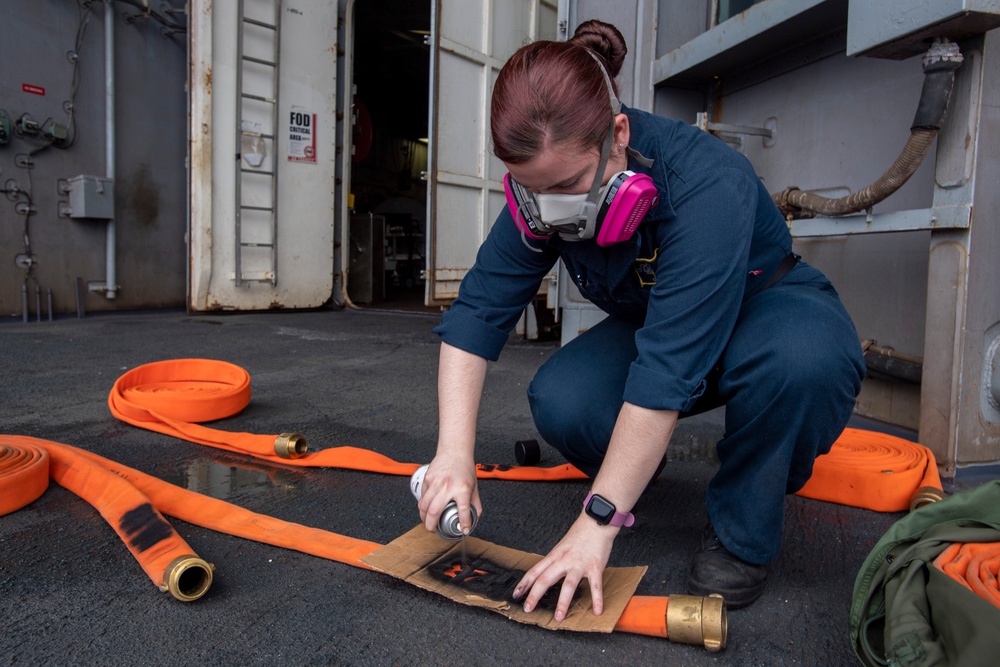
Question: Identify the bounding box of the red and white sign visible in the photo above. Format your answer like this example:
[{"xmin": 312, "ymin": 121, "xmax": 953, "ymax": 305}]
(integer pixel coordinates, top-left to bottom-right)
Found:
[
  {"xmin": 22, "ymin": 84, "xmax": 45, "ymax": 96},
  {"xmin": 288, "ymin": 110, "xmax": 317, "ymax": 164}
]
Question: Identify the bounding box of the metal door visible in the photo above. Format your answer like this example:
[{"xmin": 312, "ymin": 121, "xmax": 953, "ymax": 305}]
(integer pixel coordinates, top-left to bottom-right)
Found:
[
  {"xmin": 425, "ymin": 0, "xmax": 560, "ymax": 304},
  {"xmin": 189, "ymin": 0, "xmax": 339, "ymax": 311}
]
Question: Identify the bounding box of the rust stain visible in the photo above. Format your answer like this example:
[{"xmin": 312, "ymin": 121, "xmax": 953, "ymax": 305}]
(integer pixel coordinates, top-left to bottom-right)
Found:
[{"xmin": 204, "ymin": 66, "xmax": 212, "ymax": 94}]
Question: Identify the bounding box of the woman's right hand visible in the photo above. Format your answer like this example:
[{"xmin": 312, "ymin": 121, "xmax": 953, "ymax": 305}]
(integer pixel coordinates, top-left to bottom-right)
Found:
[{"xmin": 418, "ymin": 454, "xmax": 481, "ymax": 536}]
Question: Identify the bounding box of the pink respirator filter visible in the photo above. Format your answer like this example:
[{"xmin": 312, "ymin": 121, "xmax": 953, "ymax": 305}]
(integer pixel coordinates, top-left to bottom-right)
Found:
[{"xmin": 595, "ymin": 171, "xmax": 658, "ymax": 247}]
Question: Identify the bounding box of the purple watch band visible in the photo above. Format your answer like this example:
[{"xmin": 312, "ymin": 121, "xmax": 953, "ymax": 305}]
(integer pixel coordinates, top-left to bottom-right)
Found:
[{"xmin": 584, "ymin": 492, "xmax": 635, "ymax": 528}]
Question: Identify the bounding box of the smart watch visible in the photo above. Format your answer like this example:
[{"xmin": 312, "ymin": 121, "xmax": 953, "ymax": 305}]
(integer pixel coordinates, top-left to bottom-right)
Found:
[{"xmin": 583, "ymin": 492, "xmax": 635, "ymax": 528}]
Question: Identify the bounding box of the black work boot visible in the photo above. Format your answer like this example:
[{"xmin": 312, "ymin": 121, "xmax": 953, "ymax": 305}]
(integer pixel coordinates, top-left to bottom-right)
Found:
[{"xmin": 687, "ymin": 524, "xmax": 768, "ymax": 609}]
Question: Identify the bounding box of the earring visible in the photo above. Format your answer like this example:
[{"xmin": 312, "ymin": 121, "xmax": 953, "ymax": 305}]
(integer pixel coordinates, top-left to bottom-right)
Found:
[{"xmin": 619, "ymin": 143, "xmax": 624, "ymax": 149}]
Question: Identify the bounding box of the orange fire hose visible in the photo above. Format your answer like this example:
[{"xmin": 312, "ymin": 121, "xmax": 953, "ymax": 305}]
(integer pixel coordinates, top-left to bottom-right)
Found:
[
  {"xmin": 1, "ymin": 360, "xmax": 948, "ymax": 650},
  {"xmin": 1, "ymin": 437, "xmax": 213, "ymax": 602},
  {"xmin": 795, "ymin": 427, "xmax": 944, "ymax": 512},
  {"xmin": 107, "ymin": 359, "xmax": 586, "ymax": 481},
  {"xmin": 108, "ymin": 360, "xmax": 945, "ymax": 513},
  {"xmin": 933, "ymin": 541, "xmax": 1000, "ymax": 609},
  {"xmin": 0, "ymin": 435, "xmax": 724, "ymax": 650}
]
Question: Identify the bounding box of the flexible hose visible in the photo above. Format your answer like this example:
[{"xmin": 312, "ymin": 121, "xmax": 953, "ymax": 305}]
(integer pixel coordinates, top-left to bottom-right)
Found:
[
  {"xmin": 0, "ymin": 436, "xmax": 213, "ymax": 602},
  {"xmin": 934, "ymin": 541, "xmax": 1000, "ymax": 609},
  {"xmin": 795, "ymin": 427, "xmax": 943, "ymax": 512},
  {"xmin": 108, "ymin": 359, "xmax": 587, "ymax": 481},
  {"xmin": 1, "ymin": 363, "xmax": 947, "ymax": 649},
  {"xmin": 773, "ymin": 129, "xmax": 938, "ymax": 217},
  {"xmin": 0, "ymin": 435, "xmax": 722, "ymax": 648},
  {"xmin": 109, "ymin": 359, "xmax": 943, "ymax": 512},
  {"xmin": 772, "ymin": 40, "xmax": 963, "ymax": 219}
]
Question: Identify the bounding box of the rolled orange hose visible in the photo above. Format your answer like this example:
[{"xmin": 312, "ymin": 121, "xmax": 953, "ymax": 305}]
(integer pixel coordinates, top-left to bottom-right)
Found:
[
  {"xmin": 108, "ymin": 359, "xmax": 587, "ymax": 481},
  {"xmin": 934, "ymin": 541, "xmax": 1000, "ymax": 609},
  {"xmin": 1, "ymin": 435, "xmax": 213, "ymax": 602},
  {"xmin": 109, "ymin": 361, "xmax": 944, "ymax": 507},
  {"xmin": 0, "ymin": 440, "xmax": 49, "ymax": 515},
  {"xmin": 795, "ymin": 427, "xmax": 943, "ymax": 512}
]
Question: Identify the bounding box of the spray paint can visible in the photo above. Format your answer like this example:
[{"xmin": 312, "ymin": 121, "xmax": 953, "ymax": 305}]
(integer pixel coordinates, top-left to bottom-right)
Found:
[{"xmin": 410, "ymin": 464, "xmax": 478, "ymax": 541}]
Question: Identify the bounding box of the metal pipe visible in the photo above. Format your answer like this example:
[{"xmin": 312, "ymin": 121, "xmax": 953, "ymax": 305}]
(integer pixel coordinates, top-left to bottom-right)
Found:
[
  {"xmin": 47, "ymin": 288, "xmax": 53, "ymax": 321},
  {"xmin": 773, "ymin": 40, "xmax": 964, "ymax": 219},
  {"xmin": 21, "ymin": 283, "xmax": 28, "ymax": 323},
  {"xmin": 75, "ymin": 276, "xmax": 86, "ymax": 318},
  {"xmin": 104, "ymin": 0, "xmax": 118, "ymax": 299},
  {"xmin": 861, "ymin": 340, "xmax": 923, "ymax": 384},
  {"xmin": 337, "ymin": 0, "xmax": 359, "ymax": 309},
  {"xmin": 35, "ymin": 286, "xmax": 41, "ymax": 322}
]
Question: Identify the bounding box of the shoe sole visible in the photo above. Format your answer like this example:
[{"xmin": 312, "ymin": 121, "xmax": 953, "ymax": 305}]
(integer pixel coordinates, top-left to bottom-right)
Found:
[{"xmin": 686, "ymin": 573, "xmax": 766, "ymax": 610}]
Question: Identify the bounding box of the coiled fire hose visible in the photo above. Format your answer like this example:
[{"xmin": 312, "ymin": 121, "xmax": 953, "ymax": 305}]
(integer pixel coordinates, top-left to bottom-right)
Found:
[
  {"xmin": 795, "ymin": 427, "xmax": 944, "ymax": 512},
  {"xmin": 107, "ymin": 359, "xmax": 944, "ymax": 512},
  {"xmin": 0, "ymin": 435, "xmax": 725, "ymax": 651},
  {"xmin": 107, "ymin": 359, "xmax": 587, "ymax": 482},
  {"xmin": 1, "ymin": 358, "xmax": 951, "ymax": 650},
  {"xmin": 934, "ymin": 541, "xmax": 1000, "ymax": 610}
]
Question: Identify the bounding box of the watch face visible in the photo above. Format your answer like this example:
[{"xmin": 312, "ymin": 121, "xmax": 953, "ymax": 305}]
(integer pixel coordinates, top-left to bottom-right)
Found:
[{"xmin": 587, "ymin": 494, "xmax": 616, "ymax": 523}]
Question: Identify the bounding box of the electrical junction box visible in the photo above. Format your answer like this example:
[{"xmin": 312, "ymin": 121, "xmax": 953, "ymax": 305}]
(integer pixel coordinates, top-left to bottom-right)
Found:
[
  {"xmin": 847, "ymin": 0, "xmax": 1000, "ymax": 59},
  {"xmin": 66, "ymin": 175, "xmax": 115, "ymax": 219}
]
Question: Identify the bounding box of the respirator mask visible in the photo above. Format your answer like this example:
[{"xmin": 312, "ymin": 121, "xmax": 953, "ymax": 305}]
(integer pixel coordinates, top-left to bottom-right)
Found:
[{"xmin": 502, "ymin": 54, "xmax": 658, "ymax": 248}]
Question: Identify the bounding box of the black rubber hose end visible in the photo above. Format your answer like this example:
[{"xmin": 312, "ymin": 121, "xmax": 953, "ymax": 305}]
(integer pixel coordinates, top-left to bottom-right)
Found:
[{"xmin": 514, "ymin": 439, "xmax": 541, "ymax": 466}]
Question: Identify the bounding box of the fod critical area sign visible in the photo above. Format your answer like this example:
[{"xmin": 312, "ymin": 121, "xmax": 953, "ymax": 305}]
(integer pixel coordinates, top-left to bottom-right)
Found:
[{"xmin": 288, "ymin": 109, "xmax": 316, "ymax": 163}]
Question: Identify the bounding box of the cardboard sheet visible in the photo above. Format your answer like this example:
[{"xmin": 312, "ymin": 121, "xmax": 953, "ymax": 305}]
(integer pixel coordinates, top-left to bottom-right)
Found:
[{"xmin": 361, "ymin": 525, "xmax": 646, "ymax": 633}]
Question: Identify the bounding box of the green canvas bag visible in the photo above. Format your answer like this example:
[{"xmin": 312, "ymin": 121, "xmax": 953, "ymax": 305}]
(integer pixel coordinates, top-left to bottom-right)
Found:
[{"xmin": 850, "ymin": 479, "xmax": 1000, "ymax": 666}]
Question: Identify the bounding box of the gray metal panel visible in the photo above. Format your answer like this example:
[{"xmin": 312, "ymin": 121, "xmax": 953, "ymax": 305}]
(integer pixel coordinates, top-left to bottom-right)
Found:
[
  {"xmin": 0, "ymin": 0, "xmax": 188, "ymax": 315},
  {"xmin": 846, "ymin": 0, "xmax": 1000, "ymax": 58},
  {"xmin": 652, "ymin": 0, "xmax": 846, "ymax": 86},
  {"xmin": 571, "ymin": 0, "xmax": 657, "ymax": 111}
]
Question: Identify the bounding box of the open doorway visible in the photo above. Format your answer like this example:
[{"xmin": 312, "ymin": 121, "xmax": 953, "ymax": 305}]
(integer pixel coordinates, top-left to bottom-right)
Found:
[{"xmin": 348, "ymin": 0, "xmax": 432, "ymax": 310}]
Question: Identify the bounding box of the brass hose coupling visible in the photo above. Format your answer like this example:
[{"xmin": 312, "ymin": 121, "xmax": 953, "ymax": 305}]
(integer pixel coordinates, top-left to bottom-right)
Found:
[
  {"xmin": 161, "ymin": 555, "xmax": 215, "ymax": 602},
  {"xmin": 274, "ymin": 433, "xmax": 308, "ymax": 459},
  {"xmin": 909, "ymin": 486, "xmax": 946, "ymax": 512},
  {"xmin": 666, "ymin": 593, "xmax": 727, "ymax": 652}
]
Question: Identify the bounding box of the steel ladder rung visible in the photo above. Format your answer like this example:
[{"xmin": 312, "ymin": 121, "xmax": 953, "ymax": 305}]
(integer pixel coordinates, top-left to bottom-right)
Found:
[
  {"xmin": 243, "ymin": 17, "xmax": 276, "ymax": 30},
  {"xmin": 242, "ymin": 55, "xmax": 277, "ymax": 67},
  {"xmin": 241, "ymin": 93, "xmax": 276, "ymax": 104}
]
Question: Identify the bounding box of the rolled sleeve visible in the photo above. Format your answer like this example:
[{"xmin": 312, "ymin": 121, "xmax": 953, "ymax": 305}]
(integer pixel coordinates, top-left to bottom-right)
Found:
[
  {"xmin": 433, "ymin": 310, "xmax": 511, "ymax": 361},
  {"xmin": 623, "ymin": 362, "xmax": 707, "ymax": 412}
]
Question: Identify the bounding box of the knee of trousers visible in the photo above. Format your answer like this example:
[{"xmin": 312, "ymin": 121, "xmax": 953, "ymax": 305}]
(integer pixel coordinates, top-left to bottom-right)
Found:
[{"xmin": 527, "ymin": 375, "xmax": 611, "ymax": 473}]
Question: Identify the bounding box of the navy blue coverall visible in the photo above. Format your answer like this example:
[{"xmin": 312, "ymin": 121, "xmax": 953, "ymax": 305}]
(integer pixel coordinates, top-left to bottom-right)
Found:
[{"xmin": 433, "ymin": 106, "xmax": 865, "ymax": 565}]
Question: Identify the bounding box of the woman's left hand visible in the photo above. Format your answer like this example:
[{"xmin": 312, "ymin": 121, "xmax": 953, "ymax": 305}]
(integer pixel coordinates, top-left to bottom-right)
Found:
[{"xmin": 513, "ymin": 513, "xmax": 619, "ymax": 622}]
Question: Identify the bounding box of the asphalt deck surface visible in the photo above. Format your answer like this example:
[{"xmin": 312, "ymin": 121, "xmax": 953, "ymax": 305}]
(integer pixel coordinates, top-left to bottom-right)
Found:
[{"xmin": 0, "ymin": 307, "xmax": 975, "ymax": 666}]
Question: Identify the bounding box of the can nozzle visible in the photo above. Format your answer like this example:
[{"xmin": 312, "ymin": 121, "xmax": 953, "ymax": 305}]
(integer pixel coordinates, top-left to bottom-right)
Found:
[{"xmin": 436, "ymin": 501, "xmax": 478, "ymax": 541}]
